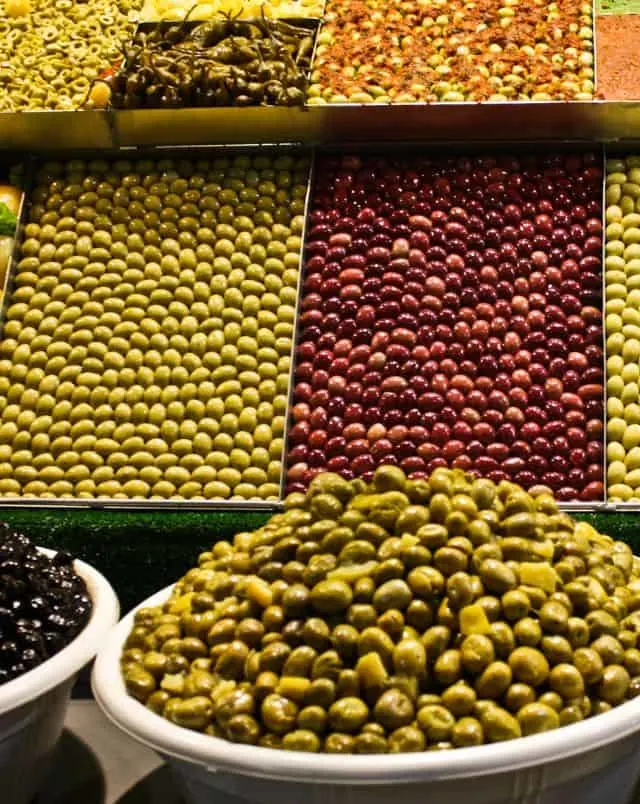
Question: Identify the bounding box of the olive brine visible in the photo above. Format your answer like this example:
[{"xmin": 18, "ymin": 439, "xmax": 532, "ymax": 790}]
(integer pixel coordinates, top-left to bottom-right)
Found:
[
  {"xmin": 122, "ymin": 466, "xmax": 640, "ymax": 753},
  {"xmin": 0, "ymin": 526, "xmax": 92, "ymax": 683}
]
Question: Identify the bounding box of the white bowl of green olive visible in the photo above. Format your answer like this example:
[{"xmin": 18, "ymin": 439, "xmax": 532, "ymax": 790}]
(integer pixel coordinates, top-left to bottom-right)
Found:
[
  {"xmin": 94, "ymin": 468, "xmax": 640, "ymax": 804},
  {"xmin": 0, "ymin": 541, "xmax": 119, "ymax": 804}
]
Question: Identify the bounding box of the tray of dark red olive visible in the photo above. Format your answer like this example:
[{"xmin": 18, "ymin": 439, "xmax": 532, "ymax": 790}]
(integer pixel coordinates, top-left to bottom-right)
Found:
[{"xmin": 106, "ymin": 16, "xmax": 319, "ymax": 109}]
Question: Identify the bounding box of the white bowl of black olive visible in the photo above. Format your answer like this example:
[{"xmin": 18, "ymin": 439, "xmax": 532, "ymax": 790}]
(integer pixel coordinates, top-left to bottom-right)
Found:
[{"xmin": 0, "ymin": 525, "xmax": 119, "ymax": 804}]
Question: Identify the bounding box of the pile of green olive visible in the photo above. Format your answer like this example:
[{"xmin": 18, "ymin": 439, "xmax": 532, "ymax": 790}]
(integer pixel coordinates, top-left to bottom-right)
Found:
[
  {"xmin": 122, "ymin": 466, "xmax": 640, "ymax": 752},
  {"xmin": 0, "ymin": 152, "xmax": 309, "ymax": 501}
]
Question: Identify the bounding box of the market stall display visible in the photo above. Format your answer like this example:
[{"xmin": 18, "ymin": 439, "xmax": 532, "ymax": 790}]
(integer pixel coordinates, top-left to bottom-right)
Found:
[
  {"xmin": 5, "ymin": 0, "xmax": 640, "ymax": 797},
  {"xmin": 0, "ymin": 151, "xmax": 310, "ymax": 502},
  {"xmin": 308, "ymin": 0, "xmax": 595, "ymax": 104},
  {"xmin": 288, "ymin": 152, "xmax": 604, "ymax": 503}
]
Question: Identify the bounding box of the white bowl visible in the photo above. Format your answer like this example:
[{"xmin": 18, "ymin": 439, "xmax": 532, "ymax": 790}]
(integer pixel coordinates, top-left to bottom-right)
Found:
[
  {"xmin": 94, "ymin": 584, "xmax": 640, "ymax": 804},
  {"xmin": 0, "ymin": 548, "xmax": 119, "ymax": 804}
]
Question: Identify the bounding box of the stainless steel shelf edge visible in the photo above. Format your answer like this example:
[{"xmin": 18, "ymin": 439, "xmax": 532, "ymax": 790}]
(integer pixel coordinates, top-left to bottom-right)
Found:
[
  {"xmin": 0, "ymin": 497, "xmax": 280, "ymax": 511},
  {"xmin": 0, "ymin": 111, "xmax": 114, "ymax": 151},
  {"xmin": 6, "ymin": 102, "xmax": 640, "ymax": 152}
]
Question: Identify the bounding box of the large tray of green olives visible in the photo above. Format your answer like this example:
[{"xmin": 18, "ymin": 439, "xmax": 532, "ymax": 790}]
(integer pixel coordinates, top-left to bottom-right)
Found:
[{"xmin": 0, "ymin": 146, "xmax": 313, "ymax": 509}]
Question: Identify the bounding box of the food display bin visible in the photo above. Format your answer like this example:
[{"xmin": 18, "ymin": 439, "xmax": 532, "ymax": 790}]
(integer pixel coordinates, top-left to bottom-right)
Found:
[
  {"xmin": 0, "ymin": 548, "xmax": 119, "ymax": 804},
  {"xmin": 92, "ymin": 577, "xmax": 640, "ymax": 804}
]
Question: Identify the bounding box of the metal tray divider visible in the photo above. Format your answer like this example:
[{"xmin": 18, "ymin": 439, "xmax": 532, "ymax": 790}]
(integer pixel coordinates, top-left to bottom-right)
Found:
[
  {"xmin": 601, "ymin": 144, "xmax": 609, "ymax": 504},
  {"xmin": 278, "ymin": 145, "xmax": 316, "ymax": 502},
  {"xmin": 0, "ymin": 156, "xmax": 38, "ymax": 335}
]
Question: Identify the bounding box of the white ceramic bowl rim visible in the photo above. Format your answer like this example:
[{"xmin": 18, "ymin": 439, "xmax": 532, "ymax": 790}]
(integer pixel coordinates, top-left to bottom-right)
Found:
[
  {"xmin": 93, "ymin": 583, "xmax": 640, "ymax": 786},
  {"xmin": 0, "ymin": 547, "xmax": 120, "ymax": 716}
]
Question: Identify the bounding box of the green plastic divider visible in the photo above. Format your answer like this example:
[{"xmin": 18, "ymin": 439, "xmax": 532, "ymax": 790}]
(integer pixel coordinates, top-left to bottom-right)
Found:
[{"xmin": 0, "ymin": 508, "xmax": 637, "ymax": 614}]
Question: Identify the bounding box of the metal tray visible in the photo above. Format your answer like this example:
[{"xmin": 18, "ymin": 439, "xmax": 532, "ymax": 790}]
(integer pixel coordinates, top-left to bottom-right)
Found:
[
  {"xmin": 286, "ymin": 142, "xmax": 609, "ymax": 509},
  {"xmin": 109, "ymin": 17, "xmax": 321, "ymax": 109},
  {"xmin": 0, "ymin": 144, "xmax": 313, "ymax": 510},
  {"xmin": 112, "ymin": 0, "xmax": 600, "ymax": 146},
  {"xmin": 0, "ymin": 0, "xmax": 629, "ymax": 153}
]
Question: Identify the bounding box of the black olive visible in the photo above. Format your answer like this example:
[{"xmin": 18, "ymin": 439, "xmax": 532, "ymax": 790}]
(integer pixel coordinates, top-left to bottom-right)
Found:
[
  {"xmin": 0, "ymin": 641, "xmax": 18, "ymax": 662},
  {"xmin": 0, "ymin": 527, "xmax": 92, "ymax": 683}
]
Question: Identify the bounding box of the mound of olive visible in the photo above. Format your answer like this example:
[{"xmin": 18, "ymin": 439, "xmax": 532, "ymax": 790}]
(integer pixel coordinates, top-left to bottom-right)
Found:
[
  {"xmin": 0, "ymin": 152, "xmax": 309, "ymax": 500},
  {"xmin": 0, "ymin": 524, "xmax": 92, "ymax": 684},
  {"xmin": 122, "ymin": 466, "xmax": 640, "ymax": 753},
  {"xmin": 106, "ymin": 17, "xmax": 315, "ymax": 109}
]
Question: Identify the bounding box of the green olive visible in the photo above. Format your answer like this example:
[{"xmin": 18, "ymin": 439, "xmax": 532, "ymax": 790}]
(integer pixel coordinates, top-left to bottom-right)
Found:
[
  {"xmin": 508, "ymin": 647, "xmax": 549, "ymax": 687},
  {"xmin": 517, "ymin": 703, "xmax": 560, "ymax": 736},
  {"xmin": 480, "ymin": 706, "xmax": 522, "ymax": 743},
  {"xmin": 328, "ymin": 697, "xmax": 369, "ymax": 733}
]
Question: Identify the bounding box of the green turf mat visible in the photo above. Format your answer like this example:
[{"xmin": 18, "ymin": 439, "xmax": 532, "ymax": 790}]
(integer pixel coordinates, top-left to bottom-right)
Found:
[
  {"xmin": 0, "ymin": 508, "xmax": 638, "ymax": 614},
  {"xmin": 0, "ymin": 508, "xmax": 271, "ymax": 613}
]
